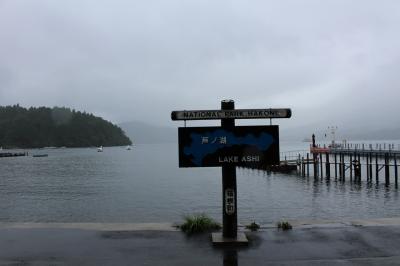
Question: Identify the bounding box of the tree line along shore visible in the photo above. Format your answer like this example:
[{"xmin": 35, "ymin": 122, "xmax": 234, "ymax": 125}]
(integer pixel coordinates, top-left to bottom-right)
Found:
[{"xmin": 0, "ymin": 105, "xmax": 132, "ymax": 149}]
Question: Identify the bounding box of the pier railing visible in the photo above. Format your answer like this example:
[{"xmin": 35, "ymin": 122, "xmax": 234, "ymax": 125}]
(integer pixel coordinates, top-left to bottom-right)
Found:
[{"xmin": 280, "ymin": 150, "xmax": 309, "ymax": 162}]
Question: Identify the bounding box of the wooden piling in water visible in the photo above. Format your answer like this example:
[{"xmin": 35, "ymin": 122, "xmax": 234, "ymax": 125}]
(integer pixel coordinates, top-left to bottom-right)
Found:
[
  {"xmin": 300, "ymin": 156, "xmax": 303, "ymax": 177},
  {"xmin": 325, "ymin": 153, "xmax": 330, "ymax": 179},
  {"xmin": 313, "ymin": 153, "xmax": 318, "ymax": 179},
  {"xmin": 296, "ymin": 153, "xmax": 301, "ymax": 175},
  {"xmin": 376, "ymin": 153, "xmax": 379, "ymax": 183},
  {"xmin": 385, "ymin": 153, "xmax": 390, "ymax": 186},
  {"xmin": 342, "ymin": 154, "xmax": 346, "ymax": 181},
  {"xmin": 395, "ymin": 156, "xmax": 398, "ymax": 188},
  {"xmin": 357, "ymin": 154, "xmax": 361, "ymax": 182},
  {"xmin": 320, "ymin": 153, "xmax": 323, "ymax": 179},
  {"xmin": 369, "ymin": 153, "xmax": 373, "ymax": 182},
  {"xmin": 307, "ymin": 153, "xmax": 310, "ymax": 177},
  {"xmin": 338, "ymin": 154, "xmax": 342, "ymax": 180},
  {"xmin": 339, "ymin": 154, "xmax": 343, "ymax": 181},
  {"xmin": 366, "ymin": 153, "xmax": 370, "ymax": 181},
  {"xmin": 334, "ymin": 154, "xmax": 337, "ymax": 179},
  {"xmin": 349, "ymin": 154, "xmax": 353, "ymax": 181}
]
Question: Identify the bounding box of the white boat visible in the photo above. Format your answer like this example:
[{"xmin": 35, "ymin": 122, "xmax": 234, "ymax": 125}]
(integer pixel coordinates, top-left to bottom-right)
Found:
[
  {"xmin": 97, "ymin": 146, "xmax": 103, "ymax": 152},
  {"xmin": 126, "ymin": 145, "xmax": 132, "ymax": 150}
]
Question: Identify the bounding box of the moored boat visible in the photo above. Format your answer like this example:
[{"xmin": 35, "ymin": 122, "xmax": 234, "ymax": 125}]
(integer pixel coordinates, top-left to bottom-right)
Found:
[{"xmin": 33, "ymin": 154, "xmax": 48, "ymax": 157}]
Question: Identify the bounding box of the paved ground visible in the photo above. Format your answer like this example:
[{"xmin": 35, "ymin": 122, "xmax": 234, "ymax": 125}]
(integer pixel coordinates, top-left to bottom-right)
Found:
[{"xmin": 1, "ymin": 220, "xmax": 400, "ymax": 265}]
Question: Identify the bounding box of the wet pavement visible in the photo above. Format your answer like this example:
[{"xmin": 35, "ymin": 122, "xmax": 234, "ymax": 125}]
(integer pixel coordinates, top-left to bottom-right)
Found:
[{"xmin": 1, "ymin": 222, "xmax": 400, "ymax": 265}]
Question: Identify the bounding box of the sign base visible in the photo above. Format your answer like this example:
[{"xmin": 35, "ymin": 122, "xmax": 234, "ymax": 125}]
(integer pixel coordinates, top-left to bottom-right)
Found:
[{"xmin": 211, "ymin": 233, "xmax": 248, "ymax": 247}]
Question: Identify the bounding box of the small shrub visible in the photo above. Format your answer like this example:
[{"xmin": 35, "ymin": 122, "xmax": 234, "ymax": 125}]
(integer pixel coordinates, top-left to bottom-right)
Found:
[
  {"xmin": 277, "ymin": 220, "xmax": 292, "ymax": 230},
  {"xmin": 179, "ymin": 214, "xmax": 221, "ymax": 234},
  {"xmin": 245, "ymin": 221, "xmax": 261, "ymax": 231}
]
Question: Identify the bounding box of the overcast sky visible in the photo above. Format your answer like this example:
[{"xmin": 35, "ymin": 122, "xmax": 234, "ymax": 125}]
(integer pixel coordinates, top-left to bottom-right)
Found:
[{"xmin": 0, "ymin": 0, "xmax": 399, "ymax": 130}]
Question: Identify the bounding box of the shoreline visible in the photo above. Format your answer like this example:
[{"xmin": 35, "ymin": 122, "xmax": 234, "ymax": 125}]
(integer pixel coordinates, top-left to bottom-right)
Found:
[
  {"xmin": 2, "ymin": 217, "xmax": 400, "ymax": 231},
  {"xmin": 2, "ymin": 217, "xmax": 400, "ymax": 265}
]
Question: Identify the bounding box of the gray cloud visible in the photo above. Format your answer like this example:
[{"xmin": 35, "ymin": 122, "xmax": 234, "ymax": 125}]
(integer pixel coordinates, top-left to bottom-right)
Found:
[{"xmin": 0, "ymin": 0, "xmax": 399, "ymax": 131}]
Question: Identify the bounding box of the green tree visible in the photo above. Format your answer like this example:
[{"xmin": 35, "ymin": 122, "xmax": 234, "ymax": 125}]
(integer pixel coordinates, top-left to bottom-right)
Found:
[{"xmin": 0, "ymin": 105, "xmax": 132, "ymax": 148}]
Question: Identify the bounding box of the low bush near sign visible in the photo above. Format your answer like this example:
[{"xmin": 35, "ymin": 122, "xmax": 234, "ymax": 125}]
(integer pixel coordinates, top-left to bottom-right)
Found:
[
  {"xmin": 277, "ymin": 220, "xmax": 293, "ymax": 230},
  {"xmin": 179, "ymin": 214, "xmax": 221, "ymax": 234},
  {"xmin": 245, "ymin": 221, "xmax": 261, "ymax": 231}
]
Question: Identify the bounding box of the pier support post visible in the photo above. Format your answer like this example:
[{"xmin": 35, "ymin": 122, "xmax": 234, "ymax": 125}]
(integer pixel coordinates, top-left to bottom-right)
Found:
[
  {"xmin": 312, "ymin": 134, "xmax": 318, "ymax": 179},
  {"xmin": 325, "ymin": 153, "xmax": 330, "ymax": 179},
  {"xmin": 395, "ymin": 156, "xmax": 398, "ymax": 188},
  {"xmin": 349, "ymin": 154, "xmax": 353, "ymax": 181},
  {"xmin": 313, "ymin": 154, "xmax": 318, "ymax": 179},
  {"xmin": 342, "ymin": 154, "xmax": 346, "ymax": 181},
  {"xmin": 366, "ymin": 153, "xmax": 370, "ymax": 181},
  {"xmin": 376, "ymin": 153, "xmax": 379, "ymax": 183},
  {"xmin": 369, "ymin": 153, "xmax": 373, "ymax": 182},
  {"xmin": 334, "ymin": 154, "xmax": 337, "ymax": 179},
  {"xmin": 354, "ymin": 158, "xmax": 361, "ymax": 182},
  {"xmin": 385, "ymin": 153, "xmax": 390, "ymax": 186},
  {"xmin": 307, "ymin": 153, "xmax": 310, "ymax": 177},
  {"xmin": 338, "ymin": 154, "xmax": 342, "ymax": 181},
  {"xmin": 358, "ymin": 154, "xmax": 361, "ymax": 182},
  {"xmin": 296, "ymin": 153, "xmax": 302, "ymax": 175},
  {"xmin": 320, "ymin": 153, "xmax": 323, "ymax": 179}
]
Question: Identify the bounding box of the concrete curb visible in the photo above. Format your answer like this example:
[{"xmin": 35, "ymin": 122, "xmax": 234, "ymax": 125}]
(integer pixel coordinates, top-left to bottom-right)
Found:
[{"xmin": 244, "ymin": 217, "xmax": 400, "ymax": 230}]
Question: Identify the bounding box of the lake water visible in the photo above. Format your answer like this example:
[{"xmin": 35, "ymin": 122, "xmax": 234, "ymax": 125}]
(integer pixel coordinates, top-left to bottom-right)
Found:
[{"xmin": 1, "ymin": 142, "xmax": 399, "ymax": 224}]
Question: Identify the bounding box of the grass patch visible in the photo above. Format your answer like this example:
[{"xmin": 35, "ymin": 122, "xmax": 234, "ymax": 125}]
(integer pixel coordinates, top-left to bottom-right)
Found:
[
  {"xmin": 179, "ymin": 214, "xmax": 221, "ymax": 234},
  {"xmin": 245, "ymin": 221, "xmax": 261, "ymax": 231},
  {"xmin": 277, "ymin": 220, "xmax": 292, "ymax": 230}
]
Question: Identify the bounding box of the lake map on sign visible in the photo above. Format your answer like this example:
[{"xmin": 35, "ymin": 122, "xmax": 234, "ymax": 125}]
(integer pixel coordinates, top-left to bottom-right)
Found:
[{"xmin": 183, "ymin": 129, "xmax": 274, "ymax": 166}]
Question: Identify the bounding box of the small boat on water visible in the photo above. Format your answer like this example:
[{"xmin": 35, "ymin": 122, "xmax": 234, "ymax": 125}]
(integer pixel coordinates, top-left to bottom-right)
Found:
[
  {"xmin": 0, "ymin": 152, "xmax": 27, "ymax": 158},
  {"xmin": 126, "ymin": 145, "xmax": 132, "ymax": 150},
  {"xmin": 32, "ymin": 154, "xmax": 48, "ymax": 158},
  {"xmin": 97, "ymin": 146, "xmax": 103, "ymax": 152}
]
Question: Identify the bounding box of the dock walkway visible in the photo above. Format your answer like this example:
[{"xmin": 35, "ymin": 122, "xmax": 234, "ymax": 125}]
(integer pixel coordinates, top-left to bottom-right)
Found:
[{"xmin": 277, "ymin": 138, "xmax": 400, "ymax": 187}]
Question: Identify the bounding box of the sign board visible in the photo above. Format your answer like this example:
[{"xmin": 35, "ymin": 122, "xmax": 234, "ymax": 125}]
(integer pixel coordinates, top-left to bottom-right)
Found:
[
  {"xmin": 171, "ymin": 108, "xmax": 291, "ymax": 121},
  {"xmin": 178, "ymin": 126, "xmax": 279, "ymax": 167}
]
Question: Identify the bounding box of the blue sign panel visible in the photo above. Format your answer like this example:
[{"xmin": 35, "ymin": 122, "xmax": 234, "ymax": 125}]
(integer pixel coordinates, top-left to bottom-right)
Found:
[{"xmin": 178, "ymin": 126, "xmax": 279, "ymax": 167}]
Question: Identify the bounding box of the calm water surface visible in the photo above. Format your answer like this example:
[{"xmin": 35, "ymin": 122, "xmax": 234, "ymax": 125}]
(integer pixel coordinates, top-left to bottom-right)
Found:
[{"xmin": 0, "ymin": 142, "xmax": 399, "ymax": 223}]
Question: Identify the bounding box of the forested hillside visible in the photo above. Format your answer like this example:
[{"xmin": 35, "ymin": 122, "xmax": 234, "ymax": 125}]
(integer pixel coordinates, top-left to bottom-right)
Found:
[{"xmin": 0, "ymin": 105, "xmax": 132, "ymax": 148}]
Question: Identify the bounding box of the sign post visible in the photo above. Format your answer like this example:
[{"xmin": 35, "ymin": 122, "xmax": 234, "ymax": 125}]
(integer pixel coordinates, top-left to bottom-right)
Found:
[
  {"xmin": 221, "ymin": 100, "xmax": 237, "ymax": 238},
  {"xmin": 172, "ymin": 100, "xmax": 291, "ymax": 245}
]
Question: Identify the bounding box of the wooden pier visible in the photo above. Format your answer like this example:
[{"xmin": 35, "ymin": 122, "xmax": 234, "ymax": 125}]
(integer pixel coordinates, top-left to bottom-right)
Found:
[{"xmin": 290, "ymin": 135, "xmax": 400, "ymax": 188}]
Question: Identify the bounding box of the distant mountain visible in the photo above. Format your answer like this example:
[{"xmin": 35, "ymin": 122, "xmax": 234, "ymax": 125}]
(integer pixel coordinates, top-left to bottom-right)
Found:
[
  {"xmin": 281, "ymin": 124, "xmax": 400, "ymax": 142},
  {"xmin": 120, "ymin": 120, "xmax": 400, "ymax": 145},
  {"xmin": 0, "ymin": 105, "xmax": 132, "ymax": 148},
  {"xmin": 341, "ymin": 127, "xmax": 400, "ymax": 141},
  {"xmin": 119, "ymin": 121, "xmax": 176, "ymax": 144}
]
